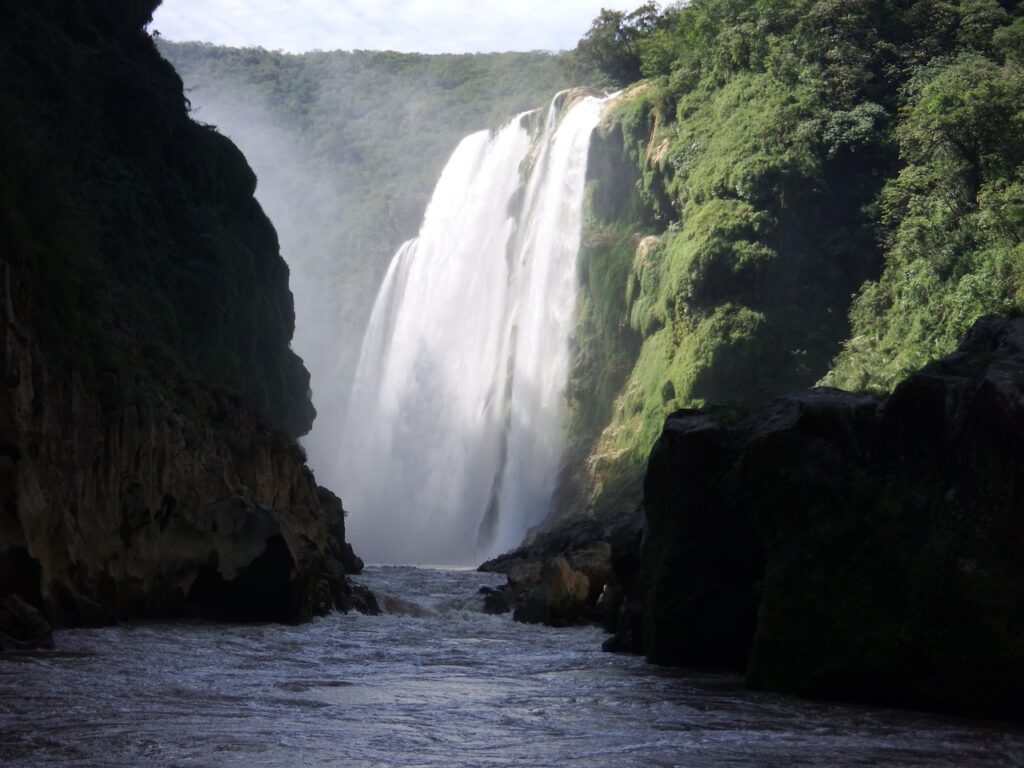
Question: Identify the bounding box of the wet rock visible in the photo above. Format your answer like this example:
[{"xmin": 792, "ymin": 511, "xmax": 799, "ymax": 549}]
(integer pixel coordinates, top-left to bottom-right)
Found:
[
  {"xmin": 479, "ymin": 586, "xmax": 512, "ymax": 615},
  {"xmin": 0, "ymin": 594, "xmax": 53, "ymax": 651},
  {"xmin": 374, "ymin": 591, "xmax": 429, "ymax": 617},
  {"xmin": 567, "ymin": 541, "xmax": 612, "ymax": 606},
  {"xmin": 601, "ymin": 508, "xmax": 645, "ymax": 652},
  {"xmin": 513, "ymin": 556, "xmax": 590, "ymax": 626},
  {"xmin": 504, "ymin": 560, "xmax": 544, "ymax": 594},
  {"xmin": 479, "ymin": 516, "xmax": 614, "ymax": 627},
  {"xmin": 317, "ymin": 486, "xmax": 364, "ymax": 575},
  {"xmin": 347, "ymin": 584, "xmax": 381, "ymax": 616}
]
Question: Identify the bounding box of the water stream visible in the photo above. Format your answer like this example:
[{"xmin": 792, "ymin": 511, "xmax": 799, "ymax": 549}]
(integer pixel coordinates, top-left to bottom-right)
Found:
[
  {"xmin": 336, "ymin": 92, "xmax": 606, "ymax": 565},
  {"xmin": 2, "ymin": 566, "xmax": 1022, "ymax": 767}
]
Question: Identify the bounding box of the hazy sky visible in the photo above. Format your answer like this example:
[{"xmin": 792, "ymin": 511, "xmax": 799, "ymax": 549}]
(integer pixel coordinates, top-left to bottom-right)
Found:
[{"xmin": 150, "ymin": 0, "xmax": 638, "ymax": 54}]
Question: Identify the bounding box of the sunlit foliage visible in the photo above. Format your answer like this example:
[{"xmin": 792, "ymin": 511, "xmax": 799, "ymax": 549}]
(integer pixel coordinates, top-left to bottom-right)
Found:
[{"xmin": 568, "ymin": 0, "xmax": 1023, "ymax": 517}]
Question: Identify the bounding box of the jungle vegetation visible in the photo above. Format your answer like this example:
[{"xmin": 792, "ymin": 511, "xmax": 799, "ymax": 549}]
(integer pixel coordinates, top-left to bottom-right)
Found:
[{"xmin": 563, "ymin": 0, "xmax": 1024, "ymax": 520}]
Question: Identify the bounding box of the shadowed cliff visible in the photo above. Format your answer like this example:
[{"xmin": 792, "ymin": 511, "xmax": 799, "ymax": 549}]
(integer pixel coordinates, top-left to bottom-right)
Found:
[
  {"xmin": 605, "ymin": 316, "xmax": 1024, "ymax": 723},
  {"xmin": 0, "ymin": 0, "xmax": 369, "ymax": 637}
]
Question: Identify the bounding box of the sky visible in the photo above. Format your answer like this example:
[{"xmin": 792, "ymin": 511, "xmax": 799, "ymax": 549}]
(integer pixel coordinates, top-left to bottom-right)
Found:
[{"xmin": 149, "ymin": 0, "xmax": 638, "ymax": 55}]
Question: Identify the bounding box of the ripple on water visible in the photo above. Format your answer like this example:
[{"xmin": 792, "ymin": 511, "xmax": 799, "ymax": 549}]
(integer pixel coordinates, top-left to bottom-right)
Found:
[{"xmin": 1, "ymin": 565, "xmax": 1022, "ymax": 768}]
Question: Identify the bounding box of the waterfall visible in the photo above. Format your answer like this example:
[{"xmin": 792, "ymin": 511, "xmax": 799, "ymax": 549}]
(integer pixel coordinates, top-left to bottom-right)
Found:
[{"xmin": 338, "ymin": 92, "xmax": 607, "ymax": 565}]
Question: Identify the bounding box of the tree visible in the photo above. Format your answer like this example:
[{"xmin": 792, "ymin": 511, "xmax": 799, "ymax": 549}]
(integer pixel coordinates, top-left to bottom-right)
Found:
[{"xmin": 574, "ymin": 3, "xmax": 662, "ymax": 86}]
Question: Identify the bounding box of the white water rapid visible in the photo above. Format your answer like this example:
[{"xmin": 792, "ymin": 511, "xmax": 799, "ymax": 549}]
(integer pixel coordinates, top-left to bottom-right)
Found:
[{"xmin": 337, "ymin": 92, "xmax": 607, "ymax": 565}]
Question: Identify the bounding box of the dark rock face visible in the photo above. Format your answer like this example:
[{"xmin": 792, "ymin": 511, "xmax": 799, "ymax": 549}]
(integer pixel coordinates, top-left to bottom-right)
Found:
[
  {"xmin": 0, "ymin": 595, "xmax": 53, "ymax": 651},
  {"xmin": 479, "ymin": 586, "xmax": 512, "ymax": 615},
  {"xmin": 641, "ymin": 408, "xmax": 764, "ymax": 669},
  {"xmin": 600, "ymin": 508, "xmax": 644, "ymax": 652},
  {"xmin": 317, "ymin": 486, "xmax": 364, "ymax": 575},
  {"xmin": 0, "ymin": 0, "xmax": 370, "ymax": 637},
  {"xmin": 0, "ymin": 344, "xmax": 370, "ymax": 629},
  {"xmin": 614, "ymin": 317, "xmax": 1024, "ymax": 721}
]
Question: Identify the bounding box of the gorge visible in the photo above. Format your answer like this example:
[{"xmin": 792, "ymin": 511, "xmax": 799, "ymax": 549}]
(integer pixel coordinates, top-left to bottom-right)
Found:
[{"xmin": 2, "ymin": 0, "xmax": 1024, "ymax": 764}]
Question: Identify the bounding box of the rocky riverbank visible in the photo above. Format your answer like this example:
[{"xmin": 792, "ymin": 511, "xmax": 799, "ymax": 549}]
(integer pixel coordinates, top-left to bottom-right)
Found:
[
  {"xmin": 478, "ymin": 517, "xmax": 614, "ymax": 626},
  {"xmin": 605, "ymin": 316, "xmax": 1024, "ymax": 722}
]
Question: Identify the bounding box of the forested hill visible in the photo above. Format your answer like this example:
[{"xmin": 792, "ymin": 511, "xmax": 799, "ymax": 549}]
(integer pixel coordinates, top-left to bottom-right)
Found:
[
  {"xmin": 158, "ymin": 42, "xmax": 573, "ymax": 431},
  {"xmin": 559, "ymin": 0, "xmax": 1024, "ymax": 523}
]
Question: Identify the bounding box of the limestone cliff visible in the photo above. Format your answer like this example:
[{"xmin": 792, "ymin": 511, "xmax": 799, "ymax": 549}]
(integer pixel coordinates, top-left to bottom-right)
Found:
[{"xmin": 0, "ymin": 0, "xmax": 367, "ymax": 632}]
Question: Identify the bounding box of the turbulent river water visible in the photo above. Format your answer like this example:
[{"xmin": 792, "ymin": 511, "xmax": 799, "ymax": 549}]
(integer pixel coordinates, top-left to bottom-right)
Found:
[{"xmin": 2, "ymin": 566, "xmax": 1022, "ymax": 767}]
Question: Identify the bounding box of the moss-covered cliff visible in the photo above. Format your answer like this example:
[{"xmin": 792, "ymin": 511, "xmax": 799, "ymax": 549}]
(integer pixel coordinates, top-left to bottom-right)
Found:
[
  {"xmin": 557, "ymin": 0, "xmax": 1023, "ymax": 526},
  {"xmin": 0, "ymin": 0, "xmax": 366, "ymax": 631}
]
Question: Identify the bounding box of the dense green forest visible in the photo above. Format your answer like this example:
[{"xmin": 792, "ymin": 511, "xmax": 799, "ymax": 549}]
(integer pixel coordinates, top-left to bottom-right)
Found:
[
  {"xmin": 159, "ymin": 42, "xmax": 573, "ymax": 448},
  {"xmin": 562, "ymin": 0, "xmax": 1024, "ymax": 521}
]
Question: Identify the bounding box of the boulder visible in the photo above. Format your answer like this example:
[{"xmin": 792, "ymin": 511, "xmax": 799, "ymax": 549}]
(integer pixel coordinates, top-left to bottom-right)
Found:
[
  {"xmin": 479, "ymin": 516, "xmax": 613, "ymax": 627},
  {"xmin": 317, "ymin": 486, "xmax": 364, "ymax": 575},
  {"xmin": 567, "ymin": 541, "xmax": 612, "ymax": 605},
  {"xmin": 513, "ymin": 556, "xmax": 590, "ymax": 626},
  {"xmin": 478, "ymin": 586, "xmax": 513, "ymax": 615}
]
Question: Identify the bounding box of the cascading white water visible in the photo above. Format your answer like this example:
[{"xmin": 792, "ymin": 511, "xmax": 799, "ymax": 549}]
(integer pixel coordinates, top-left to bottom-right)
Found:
[{"xmin": 338, "ymin": 92, "xmax": 607, "ymax": 565}]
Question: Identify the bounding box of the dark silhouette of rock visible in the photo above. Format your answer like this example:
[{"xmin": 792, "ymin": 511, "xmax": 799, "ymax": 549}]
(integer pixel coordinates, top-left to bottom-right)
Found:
[
  {"xmin": 0, "ymin": 0, "xmax": 373, "ymax": 629},
  {"xmin": 614, "ymin": 316, "xmax": 1024, "ymax": 722},
  {"xmin": 0, "ymin": 595, "xmax": 53, "ymax": 651},
  {"xmin": 318, "ymin": 486, "xmax": 364, "ymax": 575},
  {"xmin": 479, "ymin": 586, "xmax": 513, "ymax": 615},
  {"xmin": 600, "ymin": 508, "xmax": 644, "ymax": 652},
  {"xmin": 641, "ymin": 406, "xmax": 764, "ymax": 669}
]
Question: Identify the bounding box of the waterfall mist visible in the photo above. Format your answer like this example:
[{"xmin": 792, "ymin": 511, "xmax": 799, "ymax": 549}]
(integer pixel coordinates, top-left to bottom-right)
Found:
[{"xmin": 339, "ymin": 93, "xmax": 607, "ymax": 564}]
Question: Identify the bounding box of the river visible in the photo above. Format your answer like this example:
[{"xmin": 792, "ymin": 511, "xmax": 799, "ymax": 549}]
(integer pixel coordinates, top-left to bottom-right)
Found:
[{"xmin": 1, "ymin": 566, "xmax": 1022, "ymax": 767}]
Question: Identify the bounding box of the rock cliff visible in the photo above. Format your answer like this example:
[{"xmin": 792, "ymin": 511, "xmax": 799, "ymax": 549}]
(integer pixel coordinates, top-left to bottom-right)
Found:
[
  {"xmin": 607, "ymin": 316, "xmax": 1024, "ymax": 722},
  {"xmin": 0, "ymin": 0, "xmax": 367, "ymax": 635}
]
